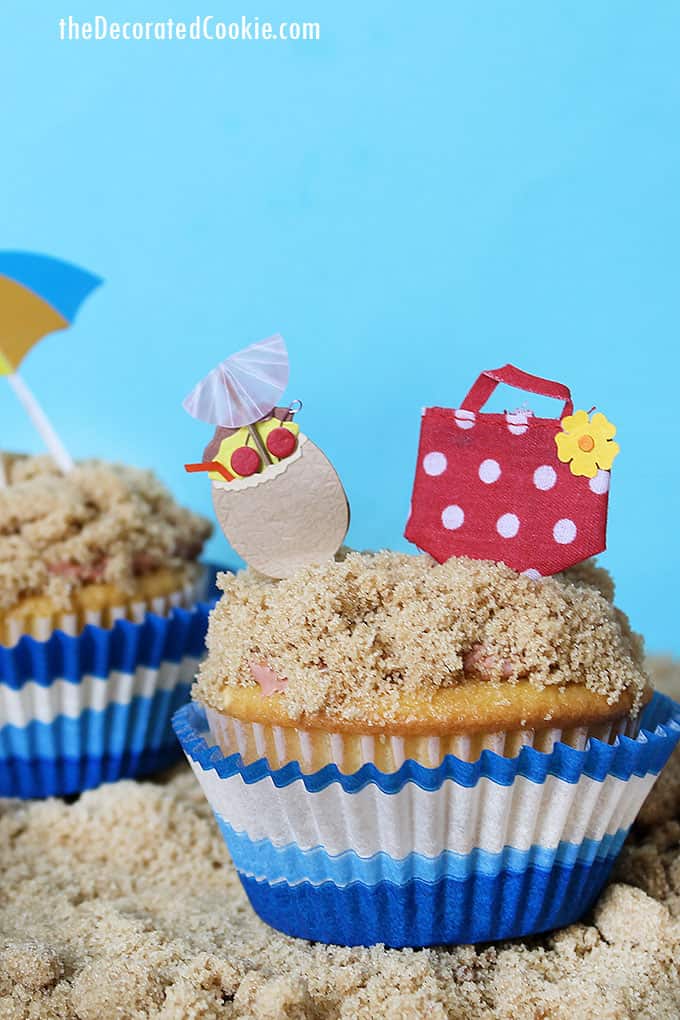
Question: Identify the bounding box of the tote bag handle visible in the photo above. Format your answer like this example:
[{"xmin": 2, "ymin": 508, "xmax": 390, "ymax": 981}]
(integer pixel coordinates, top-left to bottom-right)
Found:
[{"xmin": 459, "ymin": 364, "xmax": 574, "ymax": 418}]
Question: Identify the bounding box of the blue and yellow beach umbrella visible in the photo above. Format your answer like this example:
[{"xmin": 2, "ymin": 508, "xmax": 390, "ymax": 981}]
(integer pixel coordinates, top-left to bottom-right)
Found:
[
  {"xmin": 0, "ymin": 252, "xmax": 101, "ymax": 471},
  {"xmin": 0, "ymin": 252, "xmax": 101, "ymax": 374}
]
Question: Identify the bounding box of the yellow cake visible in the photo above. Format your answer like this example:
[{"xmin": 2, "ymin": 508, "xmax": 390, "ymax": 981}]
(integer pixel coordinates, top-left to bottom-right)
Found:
[{"xmin": 193, "ymin": 551, "xmax": 650, "ymax": 770}]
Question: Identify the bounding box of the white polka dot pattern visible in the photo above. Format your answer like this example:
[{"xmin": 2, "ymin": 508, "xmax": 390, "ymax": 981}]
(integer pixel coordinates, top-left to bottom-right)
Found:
[
  {"xmin": 441, "ymin": 504, "xmax": 465, "ymax": 530},
  {"xmin": 506, "ymin": 411, "xmax": 529, "ymax": 436},
  {"xmin": 423, "ymin": 451, "xmax": 447, "ymax": 476},
  {"xmin": 453, "ymin": 409, "xmax": 476, "ymax": 430},
  {"xmin": 479, "ymin": 459, "xmax": 501, "ymax": 484},
  {"xmin": 496, "ymin": 513, "xmax": 520, "ymax": 538},
  {"xmin": 533, "ymin": 465, "xmax": 557, "ymax": 491},
  {"xmin": 589, "ymin": 470, "xmax": 610, "ymax": 495},
  {"xmin": 553, "ymin": 519, "xmax": 577, "ymax": 544}
]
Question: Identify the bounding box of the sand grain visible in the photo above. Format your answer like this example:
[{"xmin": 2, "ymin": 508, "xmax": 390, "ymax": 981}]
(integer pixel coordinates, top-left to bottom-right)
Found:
[{"xmin": 0, "ymin": 658, "xmax": 678, "ymax": 1020}]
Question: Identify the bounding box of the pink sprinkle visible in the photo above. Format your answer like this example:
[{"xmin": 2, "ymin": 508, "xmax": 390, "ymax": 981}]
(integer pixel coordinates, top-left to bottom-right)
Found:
[
  {"xmin": 463, "ymin": 643, "xmax": 514, "ymax": 678},
  {"xmin": 249, "ymin": 661, "xmax": 288, "ymax": 696}
]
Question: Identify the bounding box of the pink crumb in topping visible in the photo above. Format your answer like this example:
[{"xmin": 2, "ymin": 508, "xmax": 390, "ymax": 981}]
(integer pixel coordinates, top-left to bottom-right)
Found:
[
  {"xmin": 48, "ymin": 561, "xmax": 108, "ymax": 583},
  {"xmin": 249, "ymin": 661, "xmax": 288, "ymax": 696},
  {"xmin": 463, "ymin": 643, "xmax": 515, "ymax": 678}
]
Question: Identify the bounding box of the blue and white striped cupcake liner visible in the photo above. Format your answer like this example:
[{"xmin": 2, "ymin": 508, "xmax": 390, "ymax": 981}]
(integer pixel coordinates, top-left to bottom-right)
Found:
[
  {"xmin": 0, "ymin": 567, "xmax": 222, "ymax": 799},
  {"xmin": 173, "ymin": 693, "xmax": 680, "ymax": 947},
  {"xmin": 2, "ymin": 573, "xmax": 205, "ymax": 645}
]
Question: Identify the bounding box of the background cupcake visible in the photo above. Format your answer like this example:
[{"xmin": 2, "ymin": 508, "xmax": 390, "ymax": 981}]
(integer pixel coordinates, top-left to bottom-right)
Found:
[
  {"xmin": 1, "ymin": 453, "xmax": 214, "ymax": 798},
  {"xmin": 0, "ymin": 454, "xmax": 211, "ymax": 641}
]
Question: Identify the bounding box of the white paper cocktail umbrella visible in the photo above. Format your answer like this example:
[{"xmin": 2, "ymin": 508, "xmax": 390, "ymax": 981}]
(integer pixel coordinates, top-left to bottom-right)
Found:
[{"xmin": 182, "ymin": 334, "xmax": 289, "ymax": 429}]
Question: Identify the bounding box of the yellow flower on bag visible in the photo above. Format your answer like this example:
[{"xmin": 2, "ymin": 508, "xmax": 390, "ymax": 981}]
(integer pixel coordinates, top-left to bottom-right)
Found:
[{"xmin": 555, "ymin": 409, "xmax": 620, "ymax": 479}]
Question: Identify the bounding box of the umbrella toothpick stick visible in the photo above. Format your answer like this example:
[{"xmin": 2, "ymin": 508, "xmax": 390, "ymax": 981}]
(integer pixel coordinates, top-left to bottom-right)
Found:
[
  {"xmin": 7, "ymin": 373, "xmax": 74, "ymax": 473},
  {"xmin": 247, "ymin": 423, "xmax": 273, "ymax": 465}
]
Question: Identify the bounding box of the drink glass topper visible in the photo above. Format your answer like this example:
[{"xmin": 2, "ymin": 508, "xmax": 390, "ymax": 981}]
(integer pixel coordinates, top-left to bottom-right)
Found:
[{"xmin": 183, "ymin": 335, "xmax": 349, "ymax": 578}]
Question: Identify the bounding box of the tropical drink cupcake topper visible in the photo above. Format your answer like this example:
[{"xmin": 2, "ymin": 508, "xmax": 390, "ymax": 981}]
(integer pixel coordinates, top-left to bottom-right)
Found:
[
  {"xmin": 183, "ymin": 334, "xmax": 350, "ymax": 577},
  {"xmin": 0, "ymin": 251, "xmax": 101, "ymax": 480}
]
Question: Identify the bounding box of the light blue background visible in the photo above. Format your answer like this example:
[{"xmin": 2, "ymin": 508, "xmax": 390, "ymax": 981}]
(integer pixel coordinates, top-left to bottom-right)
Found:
[{"xmin": 1, "ymin": 2, "xmax": 678, "ymax": 652}]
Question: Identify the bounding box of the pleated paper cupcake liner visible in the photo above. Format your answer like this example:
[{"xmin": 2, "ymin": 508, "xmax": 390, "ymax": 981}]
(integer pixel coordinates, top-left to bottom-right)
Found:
[
  {"xmin": 0, "ymin": 564, "xmax": 224, "ymax": 798},
  {"xmin": 173, "ymin": 693, "xmax": 680, "ymax": 947},
  {"xmin": 2, "ymin": 573, "xmax": 208, "ymax": 646},
  {"xmin": 204, "ymin": 705, "xmax": 643, "ymax": 771}
]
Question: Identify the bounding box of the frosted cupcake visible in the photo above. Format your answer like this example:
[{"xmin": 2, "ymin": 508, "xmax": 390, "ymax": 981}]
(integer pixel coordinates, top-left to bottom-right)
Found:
[
  {"xmin": 174, "ymin": 552, "xmax": 680, "ymax": 946},
  {"xmin": 1, "ymin": 454, "xmax": 213, "ymax": 797},
  {"xmin": 193, "ymin": 553, "xmax": 649, "ymax": 766},
  {"xmin": 174, "ymin": 354, "xmax": 680, "ymax": 946}
]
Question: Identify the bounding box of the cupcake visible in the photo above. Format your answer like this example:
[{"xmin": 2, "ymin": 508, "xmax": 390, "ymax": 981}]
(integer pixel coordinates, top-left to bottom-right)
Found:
[
  {"xmin": 0, "ymin": 454, "xmax": 214, "ymax": 798},
  {"xmin": 189, "ymin": 553, "xmax": 651, "ymax": 765},
  {"xmin": 174, "ymin": 552, "xmax": 679, "ymax": 946},
  {"xmin": 174, "ymin": 354, "xmax": 680, "ymax": 946}
]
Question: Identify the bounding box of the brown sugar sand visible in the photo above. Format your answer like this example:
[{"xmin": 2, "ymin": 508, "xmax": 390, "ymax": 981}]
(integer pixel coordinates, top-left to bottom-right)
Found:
[
  {"xmin": 196, "ymin": 552, "xmax": 648, "ymax": 724},
  {"xmin": 0, "ymin": 455, "xmax": 212, "ymax": 611},
  {"xmin": 0, "ymin": 658, "xmax": 678, "ymax": 1020}
]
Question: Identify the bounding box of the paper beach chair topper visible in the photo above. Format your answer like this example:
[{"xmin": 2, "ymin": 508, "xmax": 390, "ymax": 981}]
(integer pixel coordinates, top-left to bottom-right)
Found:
[{"xmin": 404, "ymin": 365, "xmax": 620, "ymax": 577}]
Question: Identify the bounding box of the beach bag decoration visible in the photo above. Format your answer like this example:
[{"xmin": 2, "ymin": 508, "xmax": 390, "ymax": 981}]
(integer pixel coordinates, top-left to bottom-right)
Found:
[{"xmin": 404, "ymin": 365, "xmax": 620, "ymax": 577}]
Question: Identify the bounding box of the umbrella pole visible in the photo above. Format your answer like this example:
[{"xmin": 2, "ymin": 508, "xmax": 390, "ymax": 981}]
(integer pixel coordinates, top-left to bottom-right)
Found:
[
  {"xmin": 0, "ymin": 452, "xmax": 6, "ymax": 489},
  {"xmin": 7, "ymin": 373, "xmax": 74, "ymax": 473},
  {"xmin": 246, "ymin": 424, "xmax": 273, "ymax": 465}
]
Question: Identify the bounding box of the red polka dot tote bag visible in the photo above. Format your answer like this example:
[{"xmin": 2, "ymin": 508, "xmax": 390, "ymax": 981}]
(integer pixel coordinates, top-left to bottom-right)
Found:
[{"xmin": 404, "ymin": 365, "xmax": 616, "ymax": 578}]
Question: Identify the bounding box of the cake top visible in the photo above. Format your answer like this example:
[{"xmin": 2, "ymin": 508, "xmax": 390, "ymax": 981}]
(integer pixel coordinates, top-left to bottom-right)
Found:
[
  {"xmin": 195, "ymin": 550, "xmax": 647, "ymax": 724},
  {"xmin": 0, "ymin": 455, "xmax": 212, "ymax": 611}
]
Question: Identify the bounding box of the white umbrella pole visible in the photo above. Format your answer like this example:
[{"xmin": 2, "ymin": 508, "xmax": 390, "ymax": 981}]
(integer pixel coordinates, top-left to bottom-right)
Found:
[{"xmin": 7, "ymin": 373, "xmax": 74, "ymax": 473}]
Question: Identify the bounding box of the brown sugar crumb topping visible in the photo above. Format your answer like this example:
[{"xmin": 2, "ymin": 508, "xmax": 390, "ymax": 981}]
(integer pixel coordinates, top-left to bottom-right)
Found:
[
  {"xmin": 195, "ymin": 550, "xmax": 647, "ymax": 724},
  {"xmin": 0, "ymin": 454, "xmax": 212, "ymax": 610}
]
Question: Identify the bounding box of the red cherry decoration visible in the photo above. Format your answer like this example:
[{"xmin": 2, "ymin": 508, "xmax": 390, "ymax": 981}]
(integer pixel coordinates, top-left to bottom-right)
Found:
[
  {"xmin": 266, "ymin": 427, "xmax": 297, "ymax": 459},
  {"xmin": 230, "ymin": 446, "xmax": 261, "ymax": 477}
]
